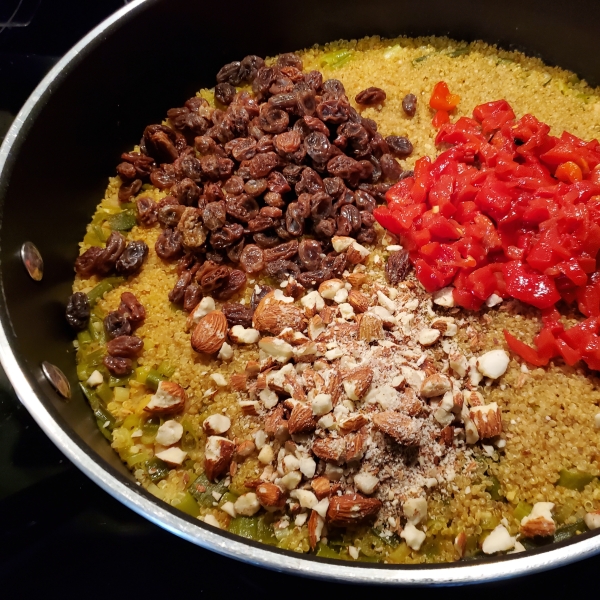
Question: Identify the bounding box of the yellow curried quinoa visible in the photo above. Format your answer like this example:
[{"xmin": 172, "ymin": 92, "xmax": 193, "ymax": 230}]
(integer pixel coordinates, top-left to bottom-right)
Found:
[{"xmin": 72, "ymin": 36, "xmax": 600, "ymax": 564}]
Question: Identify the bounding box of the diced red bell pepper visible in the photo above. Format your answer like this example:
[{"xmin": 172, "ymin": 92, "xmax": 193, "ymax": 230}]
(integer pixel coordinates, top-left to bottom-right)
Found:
[
  {"xmin": 473, "ymin": 100, "xmax": 516, "ymax": 134},
  {"xmin": 502, "ymin": 260, "xmax": 561, "ymax": 309},
  {"xmin": 503, "ymin": 330, "xmax": 549, "ymax": 366},
  {"xmin": 430, "ymin": 81, "xmax": 461, "ymax": 111},
  {"xmin": 432, "ymin": 110, "xmax": 450, "ymax": 129}
]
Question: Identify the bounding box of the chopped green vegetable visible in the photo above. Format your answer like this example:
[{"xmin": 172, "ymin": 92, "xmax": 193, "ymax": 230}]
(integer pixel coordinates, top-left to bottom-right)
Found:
[
  {"xmin": 145, "ymin": 457, "xmax": 170, "ymax": 482},
  {"xmin": 141, "ymin": 416, "xmax": 159, "ymax": 444},
  {"xmin": 189, "ymin": 473, "xmax": 229, "ymax": 507},
  {"xmin": 320, "ymin": 49, "xmax": 354, "ymax": 69},
  {"xmin": 77, "ymin": 330, "xmax": 92, "ymax": 346},
  {"xmin": 316, "ymin": 541, "xmax": 341, "ymax": 559},
  {"xmin": 126, "ymin": 451, "xmax": 151, "ymax": 468},
  {"xmin": 95, "ymin": 382, "xmax": 113, "ymax": 403},
  {"xmin": 87, "ymin": 277, "xmax": 125, "ymax": 306},
  {"xmin": 172, "ymin": 492, "xmax": 200, "ymax": 518},
  {"xmin": 557, "ymin": 469, "xmax": 595, "ymax": 491},
  {"xmin": 386, "ymin": 541, "xmax": 410, "ymax": 562},
  {"xmin": 87, "ymin": 313, "xmax": 106, "ymax": 344},
  {"xmin": 145, "ymin": 368, "xmax": 166, "ymax": 391},
  {"xmin": 412, "ymin": 54, "xmax": 432, "ymax": 66},
  {"xmin": 554, "ymin": 519, "xmax": 586, "ymax": 543},
  {"xmin": 108, "ymin": 374, "xmax": 131, "ymax": 388},
  {"xmin": 229, "ymin": 516, "xmax": 259, "ymax": 539},
  {"xmin": 448, "ymin": 47, "xmax": 470, "ymax": 58},
  {"xmin": 486, "ymin": 476, "xmax": 504, "ymax": 501},
  {"xmin": 108, "ymin": 210, "xmax": 137, "ymax": 232},
  {"xmin": 543, "ymin": 75, "xmax": 552, "ymax": 86},
  {"xmin": 157, "ymin": 361, "xmax": 176, "ymax": 378},
  {"xmin": 120, "ymin": 202, "xmax": 136, "ymax": 210},
  {"xmin": 514, "ymin": 501, "xmax": 533, "ymax": 521}
]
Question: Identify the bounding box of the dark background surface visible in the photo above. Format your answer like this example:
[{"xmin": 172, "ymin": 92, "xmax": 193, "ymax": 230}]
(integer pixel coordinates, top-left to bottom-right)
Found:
[{"xmin": 0, "ymin": 0, "xmax": 598, "ymax": 597}]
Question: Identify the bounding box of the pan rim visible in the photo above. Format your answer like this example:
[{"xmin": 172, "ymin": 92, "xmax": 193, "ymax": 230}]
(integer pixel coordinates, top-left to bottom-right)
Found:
[{"xmin": 0, "ymin": 0, "xmax": 599, "ymax": 585}]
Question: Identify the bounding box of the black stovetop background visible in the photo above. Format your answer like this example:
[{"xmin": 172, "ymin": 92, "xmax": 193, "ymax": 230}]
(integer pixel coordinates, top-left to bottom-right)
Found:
[{"xmin": 0, "ymin": 1, "xmax": 598, "ymax": 596}]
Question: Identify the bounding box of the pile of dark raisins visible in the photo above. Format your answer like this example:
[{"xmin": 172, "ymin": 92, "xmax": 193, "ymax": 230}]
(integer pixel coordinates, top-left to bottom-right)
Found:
[{"xmin": 108, "ymin": 52, "xmax": 416, "ymax": 315}]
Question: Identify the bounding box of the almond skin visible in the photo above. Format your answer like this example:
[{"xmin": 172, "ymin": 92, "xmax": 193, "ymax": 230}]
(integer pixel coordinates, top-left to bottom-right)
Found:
[
  {"xmin": 256, "ymin": 482, "xmax": 286, "ymax": 508},
  {"xmin": 520, "ymin": 516, "xmax": 556, "ymax": 538},
  {"xmin": 343, "ymin": 366, "xmax": 373, "ymax": 401},
  {"xmin": 308, "ymin": 510, "xmax": 324, "ymax": 550},
  {"xmin": 326, "ymin": 494, "xmax": 382, "ymax": 526},
  {"xmin": 372, "ymin": 411, "xmax": 422, "ymax": 446},
  {"xmin": 339, "ymin": 413, "xmax": 369, "ymax": 434},
  {"xmin": 252, "ymin": 291, "xmax": 306, "ymax": 335},
  {"xmin": 358, "ymin": 313, "xmax": 384, "ymax": 342},
  {"xmin": 348, "ymin": 289, "xmax": 370, "ymax": 313},
  {"xmin": 287, "ymin": 402, "xmax": 317, "ymax": 434},
  {"xmin": 191, "ymin": 310, "xmax": 228, "ymax": 354},
  {"xmin": 204, "ymin": 436, "xmax": 235, "ymax": 481},
  {"xmin": 311, "ymin": 476, "xmax": 333, "ymax": 500},
  {"xmin": 346, "ymin": 271, "xmax": 369, "ymax": 287}
]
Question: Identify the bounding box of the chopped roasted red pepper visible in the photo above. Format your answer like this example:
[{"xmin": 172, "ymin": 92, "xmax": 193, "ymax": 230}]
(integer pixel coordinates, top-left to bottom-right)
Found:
[{"xmin": 373, "ymin": 92, "xmax": 600, "ymax": 371}]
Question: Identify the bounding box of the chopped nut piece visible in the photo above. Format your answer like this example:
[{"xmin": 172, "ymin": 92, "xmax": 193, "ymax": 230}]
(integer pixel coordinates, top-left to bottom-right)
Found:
[
  {"xmin": 234, "ymin": 492, "xmax": 261, "ymax": 516},
  {"xmin": 85, "ymin": 370, "xmax": 103, "ymax": 387},
  {"xmin": 403, "ymin": 497, "xmax": 427, "ymax": 525},
  {"xmin": 339, "ymin": 413, "xmax": 369, "ymax": 433},
  {"xmin": 308, "ymin": 510, "xmax": 325, "ymax": 550},
  {"xmin": 259, "ymin": 388, "xmax": 279, "ymax": 409},
  {"xmin": 239, "ymin": 401, "xmax": 259, "ymax": 415},
  {"xmin": 485, "ymin": 293, "xmax": 503, "ymax": 308},
  {"xmin": 477, "ymin": 349, "xmax": 510, "ymax": 379},
  {"xmin": 432, "ymin": 287, "xmax": 455, "ymax": 307},
  {"xmin": 400, "ymin": 523, "xmax": 426, "ymax": 551},
  {"xmin": 291, "ymin": 489, "xmax": 318, "ymax": 509},
  {"xmin": 311, "ymin": 476, "xmax": 333, "ymax": 499},
  {"xmin": 308, "ymin": 314, "xmax": 327, "ymax": 340},
  {"xmin": 372, "ymin": 411, "xmax": 422, "ymax": 446},
  {"xmin": 520, "ymin": 502, "xmax": 556, "ymax": 537},
  {"xmin": 230, "ymin": 373, "xmax": 248, "ymax": 392},
  {"xmin": 418, "ymin": 328, "xmax": 441, "ymax": 346},
  {"xmin": 343, "ymin": 366, "xmax": 374, "ymax": 401},
  {"xmin": 354, "ymin": 471, "xmax": 379, "ymax": 495},
  {"xmin": 252, "ymin": 291, "xmax": 305, "ymax": 335},
  {"xmin": 299, "ymin": 456, "xmax": 316, "ymax": 478},
  {"xmin": 218, "ymin": 341, "xmax": 234, "ymax": 361},
  {"xmin": 145, "ymin": 380, "xmax": 186, "ymax": 414},
  {"xmin": 420, "ymin": 373, "xmax": 452, "ymax": 398},
  {"xmin": 470, "ymin": 403, "xmax": 502, "ymax": 438},
  {"xmin": 347, "ymin": 289, "xmax": 370, "ymax": 313},
  {"xmin": 338, "ymin": 302, "xmax": 355, "ymax": 320},
  {"xmin": 301, "ymin": 290, "xmax": 325, "ymax": 314},
  {"xmin": 482, "ymin": 524, "xmax": 516, "ymax": 554},
  {"xmin": 236, "ymin": 440, "xmax": 255, "ymax": 458},
  {"xmin": 221, "ymin": 501, "xmax": 237, "ymax": 518},
  {"xmin": 311, "ymin": 393, "xmax": 333, "ymax": 416},
  {"xmin": 288, "ymin": 403, "xmax": 317, "ymax": 434},
  {"xmin": 203, "ymin": 413, "xmax": 231, "ymax": 436},
  {"xmin": 346, "ymin": 271, "xmax": 368, "ymax": 287},
  {"xmin": 449, "ymin": 353, "xmax": 468, "ymax": 378},
  {"xmin": 258, "ymin": 444, "xmax": 275, "ymax": 464},
  {"xmin": 259, "ymin": 336, "xmax": 294, "ymax": 360},
  {"xmin": 326, "ymin": 494, "xmax": 382, "ymax": 526},
  {"xmin": 256, "ymin": 482, "xmax": 286, "ymax": 508},
  {"xmin": 155, "ymin": 446, "xmax": 187, "ymax": 466},
  {"xmin": 431, "ymin": 317, "xmax": 458, "ymax": 337},
  {"xmin": 203, "ymin": 514, "xmax": 222, "ymax": 529},
  {"xmin": 331, "ymin": 236, "xmax": 354, "ymax": 253},
  {"xmin": 584, "ymin": 511, "xmax": 600, "ymax": 530},
  {"xmin": 278, "ymin": 470, "xmax": 302, "ymax": 490},
  {"xmin": 210, "ymin": 373, "xmax": 227, "ymax": 387},
  {"xmin": 204, "ymin": 436, "xmax": 235, "ymax": 481},
  {"xmin": 185, "ymin": 296, "xmax": 216, "ymax": 331},
  {"xmin": 319, "ymin": 279, "xmax": 345, "ymax": 299},
  {"xmin": 346, "ymin": 241, "xmax": 371, "ymax": 264},
  {"xmin": 229, "ymin": 325, "xmax": 260, "ymax": 344},
  {"xmin": 359, "ymin": 313, "xmax": 384, "ymax": 342},
  {"xmin": 454, "ymin": 532, "xmax": 467, "ymax": 557},
  {"xmin": 155, "ymin": 419, "xmax": 184, "ymax": 446}
]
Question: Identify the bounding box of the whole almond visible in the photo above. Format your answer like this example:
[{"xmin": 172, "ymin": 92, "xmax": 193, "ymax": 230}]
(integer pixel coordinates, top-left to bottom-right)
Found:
[
  {"xmin": 252, "ymin": 292, "xmax": 306, "ymax": 335},
  {"xmin": 312, "ymin": 435, "xmax": 347, "ymax": 463},
  {"xmin": 348, "ymin": 289, "xmax": 370, "ymax": 313},
  {"xmin": 326, "ymin": 494, "xmax": 382, "ymax": 526},
  {"xmin": 191, "ymin": 310, "xmax": 228, "ymax": 354},
  {"xmin": 359, "ymin": 313, "xmax": 384, "ymax": 342}
]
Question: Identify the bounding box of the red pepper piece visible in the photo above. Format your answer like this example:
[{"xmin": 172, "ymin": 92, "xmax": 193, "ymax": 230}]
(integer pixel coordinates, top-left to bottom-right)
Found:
[
  {"xmin": 473, "ymin": 100, "xmax": 516, "ymax": 134},
  {"xmin": 503, "ymin": 330, "xmax": 549, "ymax": 366},
  {"xmin": 502, "ymin": 260, "xmax": 560, "ymax": 309},
  {"xmin": 432, "ymin": 109, "xmax": 450, "ymax": 129},
  {"xmin": 429, "ymin": 81, "xmax": 460, "ymax": 111}
]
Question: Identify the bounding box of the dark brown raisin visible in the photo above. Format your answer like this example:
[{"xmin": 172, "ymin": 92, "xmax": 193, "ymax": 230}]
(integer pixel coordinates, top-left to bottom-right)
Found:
[
  {"xmin": 104, "ymin": 311, "xmax": 132, "ymax": 339},
  {"xmin": 204, "ymin": 182, "xmax": 225, "ymax": 203},
  {"xmin": 296, "ymin": 267, "xmax": 332, "ymax": 288},
  {"xmin": 210, "ymin": 223, "xmax": 244, "ymax": 249},
  {"xmin": 354, "ymin": 189, "xmax": 376, "ymax": 212},
  {"xmin": 316, "ymin": 98, "xmax": 351, "ymax": 124},
  {"xmin": 380, "ymin": 154, "xmax": 402, "ymax": 182},
  {"xmin": 322, "ymin": 79, "xmax": 346, "ymax": 98},
  {"xmin": 263, "ymin": 191, "xmax": 285, "ymax": 208},
  {"xmin": 355, "ymin": 87, "xmax": 386, "ymax": 106},
  {"xmin": 155, "ymin": 228, "xmax": 183, "ymax": 260},
  {"xmin": 360, "ymin": 211, "xmax": 376, "ymax": 227},
  {"xmin": 305, "ymin": 131, "xmax": 331, "ymax": 163},
  {"xmin": 136, "ymin": 197, "xmax": 158, "ymax": 226},
  {"xmin": 340, "ymin": 205, "xmax": 361, "ymax": 233},
  {"xmin": 285, "ymin": 202, "xmax": 305, "ymax": 237},
  {"xmin": 65, "ymin": 292, "xmax": 90, "ymax": 331},
  {"xmin": 117, "ymin": 161, "xmax": 137, "ymax": 180},
  {"xmin": 215, "ymin": 82, "xmax": 236, "ymax": 105},
  {"xmin": 247, "ymin": 215, "xmax": 274, "ymax": 232},
  {"xmin": 327, "ymin": 155, "xmax": 361, "ymax": 180},
  {"xmin": 74, "ymin": 246, "xmax": 103, "ymax": 278},
  {"xmin": 121, "ymin": 152, "xmax": 155, "ymax": 178},
  {"xmin": 402, "ymin": 93, "xmax": 417, "ymax": 117},
  {"xmin": 263, "ymin": 240, "xmax": 298, "ymax": 263},
  {"xmin": 251, "ymin": 285, "xmax": 273, "ymax": 310},
  {"xmin": 171, "ymin": 178, "xmax": 201, "ymax": 206},
  {"xmin": 214, "ymin": 269, "xmax": 247, "ymax": 300},
  {"xmin": 224, "ymin": 175, "xmax": 245, "ymax": 196},
  {"xmin": 239, "ymin": 55, "xmax": 265, "ymax": 82},
  {"xmin": 244, "ymin": 178, "xmax": 268, "ymax": 197},
  {"xmin": 118, "ymin": 178, "xmax": 142, "ymax": 202},
  {"xmin": 265, "ymin": 259, "xmax": 300, "ymax": 281},
  {"xmin": 248, "ymin": 152, "xmax": 279, "ymax": 179},
  {"xmin": 258, "ymin": 104, "xmax": 289, "ymax": 134},
  {"xmin": 269, "ymin": 92, "xmax": 298, "ymax": 110},
  {"xmin": 295, "ymin": 167, "xmax": 323, "ymax": 194},
  {"xmin": 118, "ymin": 292, "xmax": 146, "ymax": 324},
  {"xmin": 143, "ymin": 125, "xmax": 181, "ymax": 163},
  {"xmin": 157, "ymin": 203, "xmax": 185, "ymax": 228},
  {"xmin": 274, "ymin": 131, "xmax": 302, "ymax": 155},
  {"xmin": 183, "ymin": 282, "xmax": 203, "ymax": 312},
  {"xmin": 357, "ymin": 226, "xmax": 377, "ymax": 245},
  {"xmin": 227, "ymin": 138, "xmax": 257, "ymax": 162},
  {"xmin": 150, "ymin": 168, "xmax": 176, "ymax": 190},
  {"xmin": 200, "ymin": 265, "xmax": 231, "ymax": 293},
  {"xmin": 169, "ymin": 270, "xmax": 192, "ymax": 304},
  {"xmin": 202, "ymin": 201, "xmax": 227, "ymax": 231},
  {"xmin": 313, "ymin": 218, "xmax": 336, "ymax": 239},
  {"xmin": 385, "ymin": 250, "xmax": 411, "ymax": 285},
  {"xmin": 385, "ymin": 136, "xmax": 413, "ymax": 158},
  {"xmin": 277, "ymin": 52, "xmax": 303, "ymax": 70},
  {"xmin": 226, "ymin": 239, "xmax": 244, "ymax": 263},
  {"xmin": 103, "ymin": 355, "xmax": 133, "ymax": 376},
  {"xmin": 267, "ymin": 171, "xmax": 291, "ymax": 194},
  {"xmin": 107, "ymin": 335, "xmax": 144, "ymax": 358},
  {"xmin": 225, "ymin": 195, "xmax": 259, "ymax": 223},
  {"xmin": 298, "ymin": 239, "xmax": 322, "ymax": 271},
  {"xmin": 96, "ymin": 232, "xmax": 127, "ymax": 276},
  {"xmin": 223, "ymin": 303, "xmax": 254, "ymax": 328},
  {"xmin": 239, "ymin": 244, "xmax": 265, "ymax": 274},
  {"xmin": 177, "ymin": 207, "xmax": 207, "ymax": 250},
  {"xmin": 216, "ymin": 61, "xmax": 242, "ymax": 86},
  {"xmin": 310, "ymin": 191, "xmax": 333, "ymax": 220},
  {"xmin": 253, "ymin": 232, "xmax": 281, "ymax": 249},
  {"xmin": 252, "ymin": 66, "xmax": 275, "ymax": 99},
  {"xmin": 259, "ymin": 206, "xmax": 283, "ymax": 218},
  {"xmin": 116, "ymin": 240, "xmax": 148, "ymax": 276}
]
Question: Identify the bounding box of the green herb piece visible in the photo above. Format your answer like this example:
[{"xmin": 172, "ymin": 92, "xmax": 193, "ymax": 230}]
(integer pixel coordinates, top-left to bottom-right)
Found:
[
  {"xmin": 189, "ymin": 473, "xmax": 229, "ymax": 507},
  {"xmin": 320, "ymin": 49, "xmax": 354, "ymax": 69},
  {"xmin": 108, "ymin": 210, "xmax": 137, "ymax": 232},
  {"xmin": 513, "ymin": 501, "xmax": 533, "ymax": 521},
  {"xmin": 145, "ymin": 457, "xmax": 170, "ymax": 482}
]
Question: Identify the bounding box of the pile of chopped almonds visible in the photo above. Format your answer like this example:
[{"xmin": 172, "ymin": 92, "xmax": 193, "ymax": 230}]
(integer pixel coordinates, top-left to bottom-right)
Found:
[{"xmin": 186, "ymin": 234, "xmax": 511, "ymax": 551}]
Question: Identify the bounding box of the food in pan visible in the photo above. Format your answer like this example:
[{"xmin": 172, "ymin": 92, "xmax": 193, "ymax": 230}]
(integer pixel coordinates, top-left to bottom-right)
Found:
[{"xmin": 67, "ymin": 36, "xmax": 600, "ymax": 563}]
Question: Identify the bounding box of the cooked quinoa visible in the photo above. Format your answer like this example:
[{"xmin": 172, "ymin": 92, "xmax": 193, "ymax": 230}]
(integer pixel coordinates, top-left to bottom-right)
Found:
[{"xmin": 72, "ymin": 36, "xmax": 600, "ymax": 564}]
